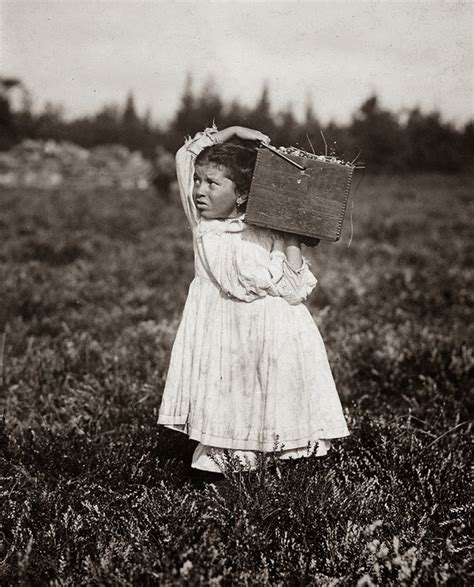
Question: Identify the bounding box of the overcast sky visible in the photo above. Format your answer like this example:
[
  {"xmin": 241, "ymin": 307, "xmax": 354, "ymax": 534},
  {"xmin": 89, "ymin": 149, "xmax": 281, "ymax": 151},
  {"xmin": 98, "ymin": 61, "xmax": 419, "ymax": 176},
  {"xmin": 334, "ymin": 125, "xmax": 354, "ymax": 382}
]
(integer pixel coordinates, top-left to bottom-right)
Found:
[{"xmin": 1, "ymin": 0, "xmax": 472, "ymax": 127}]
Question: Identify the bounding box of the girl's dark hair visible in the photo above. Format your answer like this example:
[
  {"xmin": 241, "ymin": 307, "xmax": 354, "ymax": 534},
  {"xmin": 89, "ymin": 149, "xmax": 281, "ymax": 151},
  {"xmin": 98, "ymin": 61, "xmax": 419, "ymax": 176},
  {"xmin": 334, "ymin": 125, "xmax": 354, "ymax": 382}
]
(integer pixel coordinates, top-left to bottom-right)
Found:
[{"xmin": 195, "ymin": 138, "xmax": 258, "ymax": 198}]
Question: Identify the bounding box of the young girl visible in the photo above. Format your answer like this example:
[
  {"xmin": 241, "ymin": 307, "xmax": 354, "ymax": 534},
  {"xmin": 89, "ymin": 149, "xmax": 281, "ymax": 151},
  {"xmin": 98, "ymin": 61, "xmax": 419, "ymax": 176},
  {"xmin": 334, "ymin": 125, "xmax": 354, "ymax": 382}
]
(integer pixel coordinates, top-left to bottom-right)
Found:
[{"xmin": 157, "ymin": 125, "xmax": 349, "ymax": 473}]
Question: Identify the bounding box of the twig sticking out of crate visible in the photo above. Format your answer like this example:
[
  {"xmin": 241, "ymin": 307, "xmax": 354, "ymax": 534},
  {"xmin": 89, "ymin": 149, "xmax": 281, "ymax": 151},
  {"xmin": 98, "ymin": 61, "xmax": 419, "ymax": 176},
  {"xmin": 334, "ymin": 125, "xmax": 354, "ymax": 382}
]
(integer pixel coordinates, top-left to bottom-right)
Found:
[
  {"xmin": 262, "ymin": 142, "xmax": 365, "ymax": 169},
  {"xmin": 306, "ymin": 133, "xmax": 316, "ymax": 156},
  {"xmin": 320, "ymin": 130, "xmax": 328, "ymax": 157}
]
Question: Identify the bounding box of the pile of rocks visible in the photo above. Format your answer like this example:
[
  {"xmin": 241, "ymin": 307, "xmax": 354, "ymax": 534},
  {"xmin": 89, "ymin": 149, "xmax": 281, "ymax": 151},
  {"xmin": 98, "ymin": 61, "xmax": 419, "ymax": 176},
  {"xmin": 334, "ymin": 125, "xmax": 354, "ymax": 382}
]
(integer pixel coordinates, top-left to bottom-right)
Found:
[{"xmin": 0, "ymin": 139, "xmax": 153, "ymax": 190}]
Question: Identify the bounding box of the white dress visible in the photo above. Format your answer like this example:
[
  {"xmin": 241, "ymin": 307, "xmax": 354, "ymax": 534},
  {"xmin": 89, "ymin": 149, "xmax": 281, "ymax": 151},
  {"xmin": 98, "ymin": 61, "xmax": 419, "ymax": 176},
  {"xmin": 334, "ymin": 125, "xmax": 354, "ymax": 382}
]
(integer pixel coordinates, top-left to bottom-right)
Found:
[{"xmin": 157, "ymin": 128, "xmax": 350, "ymax": 472}]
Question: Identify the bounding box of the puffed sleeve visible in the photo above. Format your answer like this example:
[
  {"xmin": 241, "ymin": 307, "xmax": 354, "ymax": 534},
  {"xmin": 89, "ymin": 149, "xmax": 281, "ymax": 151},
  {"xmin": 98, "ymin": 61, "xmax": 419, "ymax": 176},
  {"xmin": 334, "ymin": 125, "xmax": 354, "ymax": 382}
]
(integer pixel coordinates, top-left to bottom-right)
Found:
[
  {"xmin": 175, "ymin": 125, "xmax": 219, "ymax": 229},
  {"xmin": 199, "ymin": 228, "xmax": 317, "ymax": 305}
]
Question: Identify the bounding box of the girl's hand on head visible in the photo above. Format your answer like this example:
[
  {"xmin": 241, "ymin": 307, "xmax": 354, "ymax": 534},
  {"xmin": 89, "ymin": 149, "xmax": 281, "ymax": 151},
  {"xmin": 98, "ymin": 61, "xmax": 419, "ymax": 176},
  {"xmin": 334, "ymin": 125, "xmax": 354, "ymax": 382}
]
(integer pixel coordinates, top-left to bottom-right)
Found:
[
  {"xmin": 214, "ymin": 126, "xmax": 270, "ymax": 145},
  {"xmin": 234, "ymin": 127, "xmax": 271, "ymax": 145}
]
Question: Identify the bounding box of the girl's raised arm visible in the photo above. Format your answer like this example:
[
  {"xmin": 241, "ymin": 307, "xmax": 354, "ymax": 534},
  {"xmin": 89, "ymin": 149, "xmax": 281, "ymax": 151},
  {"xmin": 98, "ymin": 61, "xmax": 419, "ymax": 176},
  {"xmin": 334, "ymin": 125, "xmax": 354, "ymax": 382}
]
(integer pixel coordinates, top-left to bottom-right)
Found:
[
  {"xmin": 214, "ymin": 126, "xmax": 270, "ymax": 145},
  {"xmin": 175, "ymin": 127, "xmax": 219, "ymax": 228}
]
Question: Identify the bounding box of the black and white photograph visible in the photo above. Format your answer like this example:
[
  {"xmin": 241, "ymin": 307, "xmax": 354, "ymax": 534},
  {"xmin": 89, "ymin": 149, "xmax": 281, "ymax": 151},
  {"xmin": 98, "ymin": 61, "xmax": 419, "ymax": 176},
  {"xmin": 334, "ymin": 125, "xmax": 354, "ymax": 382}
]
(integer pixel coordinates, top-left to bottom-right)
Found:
[{"xmin": 0, "ymin": 0, "xmax": 472, "ymax": 584}]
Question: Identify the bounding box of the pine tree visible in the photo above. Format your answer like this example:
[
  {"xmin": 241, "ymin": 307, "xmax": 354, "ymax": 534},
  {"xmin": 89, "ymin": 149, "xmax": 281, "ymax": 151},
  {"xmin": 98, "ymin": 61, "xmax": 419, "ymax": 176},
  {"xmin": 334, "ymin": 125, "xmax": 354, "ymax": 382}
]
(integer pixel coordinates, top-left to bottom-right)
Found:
[
  {"xmin": 404, "ymin": 108, "xmax": 462, "ymax": 172},
  {"xmin": 274, "ymin": 103, "xmax": 298, "ymax": 146},
  {"xmin": 122, "ymin": 91, "xmax": 141, "ymax": 151},
  {"xmin": 171, "ymin": 73, "xmax": 197, "ymax": 138},
  {"xmin": 350, "ymin": 94, "xmax": 404, "ymax": 171},
  {"xmin": 94, "ymin": 103, "xmax": 121, "ymax": 146},
  {"xmin": 222, "ymin": 98, "xmax": 249, "ymax": 128},
  {"xmin": 248, "ymin": 83, "xmax": 274, "ymax": 135},
  {"xmin": 302, "ymin": 94, "xmax": 321, "ymax": 149},
  {"xmin": 123, "ymin": 91, "xmax": 138, "ymax": 127},
  {"xmin": 197, "ymin": 77, "xmax": 223, "ymax": 129}
]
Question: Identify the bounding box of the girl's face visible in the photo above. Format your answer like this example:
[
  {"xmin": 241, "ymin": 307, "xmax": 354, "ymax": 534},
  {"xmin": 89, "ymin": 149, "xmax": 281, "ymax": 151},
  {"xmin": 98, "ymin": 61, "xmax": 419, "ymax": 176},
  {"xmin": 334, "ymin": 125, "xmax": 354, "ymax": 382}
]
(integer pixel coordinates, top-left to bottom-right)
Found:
[{"xmin": 193, "ymin": 164, "xmax": 243, "ymax": 220}]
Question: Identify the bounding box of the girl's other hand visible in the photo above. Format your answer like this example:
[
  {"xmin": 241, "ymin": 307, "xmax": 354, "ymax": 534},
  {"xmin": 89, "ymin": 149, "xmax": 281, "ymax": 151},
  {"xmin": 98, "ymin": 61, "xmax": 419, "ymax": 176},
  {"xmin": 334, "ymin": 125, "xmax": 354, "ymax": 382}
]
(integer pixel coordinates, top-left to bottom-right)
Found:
[
  {"xmin": 284, "ymin": 234, "xmax": 301, "ymax": 247},
  {"xmin": 287, "ymin": 234, "xmax": 321, "ymax": 248},
  {"xmin": 283, "ymin": 232, "xmax": 321, "ymax": 248},
  {"xmin": 300, "ymin": 236, "xmax": 321, "ymax": 247}
]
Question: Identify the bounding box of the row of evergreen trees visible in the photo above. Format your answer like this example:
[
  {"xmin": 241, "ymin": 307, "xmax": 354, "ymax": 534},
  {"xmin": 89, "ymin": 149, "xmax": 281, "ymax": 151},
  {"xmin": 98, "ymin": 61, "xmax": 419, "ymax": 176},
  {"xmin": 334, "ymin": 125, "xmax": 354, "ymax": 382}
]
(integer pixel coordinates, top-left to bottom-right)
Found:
[{"xmin": 1, "ymin": 76, "xmax": 472, "ymax": 173}]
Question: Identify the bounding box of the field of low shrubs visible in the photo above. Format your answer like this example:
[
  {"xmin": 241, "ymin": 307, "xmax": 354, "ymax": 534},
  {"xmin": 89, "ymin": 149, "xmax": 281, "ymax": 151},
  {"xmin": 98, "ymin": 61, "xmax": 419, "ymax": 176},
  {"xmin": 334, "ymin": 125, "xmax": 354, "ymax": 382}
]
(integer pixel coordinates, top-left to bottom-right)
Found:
[{"xmin": 0, "ymin": 173, "xmax": 472, "ymax": 585}]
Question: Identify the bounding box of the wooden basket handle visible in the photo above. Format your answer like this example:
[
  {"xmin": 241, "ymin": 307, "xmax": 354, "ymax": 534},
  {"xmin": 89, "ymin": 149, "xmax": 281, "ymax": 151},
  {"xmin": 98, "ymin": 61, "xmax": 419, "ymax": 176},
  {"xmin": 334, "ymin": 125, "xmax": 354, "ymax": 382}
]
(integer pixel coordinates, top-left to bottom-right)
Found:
[{"xmin": 260, "ymin": 143, "xmax": 306, "ymax": 171}]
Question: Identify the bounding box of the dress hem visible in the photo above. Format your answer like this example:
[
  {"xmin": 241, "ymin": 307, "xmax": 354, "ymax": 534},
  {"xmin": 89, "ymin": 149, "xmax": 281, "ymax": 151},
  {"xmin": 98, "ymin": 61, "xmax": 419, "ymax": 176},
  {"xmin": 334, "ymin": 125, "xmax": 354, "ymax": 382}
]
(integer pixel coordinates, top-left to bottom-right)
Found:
[
  {"xmin": 157, "ymin": 418, "xmax": 350, "ymax": 451},
  {"xmin": 191, "ymin": 439, "xmax": 332, "ymax": 472}
]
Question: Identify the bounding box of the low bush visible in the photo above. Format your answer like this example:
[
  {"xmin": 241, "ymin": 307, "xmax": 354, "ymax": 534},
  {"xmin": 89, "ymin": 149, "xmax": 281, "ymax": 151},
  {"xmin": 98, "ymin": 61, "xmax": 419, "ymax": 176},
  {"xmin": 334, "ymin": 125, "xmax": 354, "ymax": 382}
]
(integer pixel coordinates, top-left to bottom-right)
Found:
[{"xmin": 0, "ymin": 174, "xmax": 471, "ymax": 584}]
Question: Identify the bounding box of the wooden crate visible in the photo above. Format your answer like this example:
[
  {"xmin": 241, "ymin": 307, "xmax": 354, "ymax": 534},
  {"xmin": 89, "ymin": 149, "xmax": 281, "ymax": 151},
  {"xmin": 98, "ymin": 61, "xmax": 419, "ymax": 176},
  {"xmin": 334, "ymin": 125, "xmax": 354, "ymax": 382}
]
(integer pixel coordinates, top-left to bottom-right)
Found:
[{"xmin": 245, "ymin": 148, "xmax": 355, "ymax": 241}]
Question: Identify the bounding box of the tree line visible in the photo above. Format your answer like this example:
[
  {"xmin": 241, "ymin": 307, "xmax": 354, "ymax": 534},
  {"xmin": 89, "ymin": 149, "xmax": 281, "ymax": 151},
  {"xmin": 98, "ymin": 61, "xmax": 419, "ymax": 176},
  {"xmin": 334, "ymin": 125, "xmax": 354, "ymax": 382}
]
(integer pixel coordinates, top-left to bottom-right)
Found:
[{"xmin": 1, "ymin": 76, "xmax": 472, "ymax": 173}]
